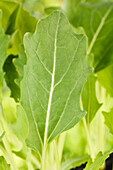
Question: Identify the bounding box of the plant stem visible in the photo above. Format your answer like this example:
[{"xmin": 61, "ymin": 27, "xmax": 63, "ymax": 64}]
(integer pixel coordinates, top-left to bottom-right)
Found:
[
  {"xmin": 83, "ymin": 117, "xmax": 95, "ymax": 161},
  {"xmin": 0, "ymin": 128, "xmax": 17, "ymax": 170},
  {"xmin": 53, "ymin": 140, "xmax": 60, "ymax": 170},
  {"xmin": 57, "ymin": 133, "xmax": 66, "ymax": 162},
  {"xmin": 31, "ymin": 154, "xmax": 41, "ymax": 169},
  {"xmin": 0, "ymin": 115, "xmax": 17, "ymax": 170},
  {"xmin": 0, "ymin": 121, "xmax": 17, "ymax": 170},
  {"xmin": 3, "ymin": 137, "xmax": 17, "ymax": 170},
  {"xmin": 97, "ymin": 112, "xmax": 105, "ymax": 153},
  {"xmin": 0, "ymin": 144, "xmax": 17, "ymax": 170},
  {"xmin": 41, "ymin": 144, "xmax": 47, "ymax": 170},
  {"xmin": 27, "ymin": 149, "xmax": 31, "ymax": 170}
]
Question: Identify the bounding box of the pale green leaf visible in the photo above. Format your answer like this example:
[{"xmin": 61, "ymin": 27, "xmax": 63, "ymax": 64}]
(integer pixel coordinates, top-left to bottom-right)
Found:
[
  {"xmin": 81, "ymin": 74, "xmax": 102, "ymax": 124},
  {"xmin": 0, "ymin": 132, "xmax": 5, "ymax": 141},
  {"xmin": 2, "ymin": 95, "xmax": 17, "ymax": 123},
  {"xmin": 14, "ymin": 45, "xmax": 27, "ymax": 87},
  {"xmin": 21, "ymin": 11, "xmax": 91, "ymax": 155},
  {"xmin": 11, "ymin": 105, "xmax": 29, "ymax": 159},
  {"xmin": 97, "ymin": 64, "xmax": 113, "ymax": 97},
  {"xmin": 70, "ymin": 2, "xmax": 113, "ymax": 72},
  {"xmin": 45, "ymin": 7, "xmax": 61, "ymax": 15},
  {"xmin": 6, "ymin": 3, "xmax": 37, "ymax": 55},
  {"xmin": 0, "ymin": 1, "xmax": 18, "ymax": 30},
  {"xmin": 85, "ymin": 151, "xmax": 111, "ymax": 170},
  {"xmin": 103, "ymin": 108, "xmax": 113, "ymax": 135},
  {"xmin": 63, "ymin": 121, "xmax": 87, "ymax": 155},
  {"xmin": 11, "ymin": 105, "xmax": 29, "ymax": 141},
  {"xmin": 7, "ymin": 30, "xmax": 21, "ymax": 56},
  {"xmin": 0, "ymin": 156, "xmax": 11, "ymax": 170},
  {"xmin": 15, "ymin": 6, "xmax": 37, "ymax": 39},
  {"xmin": 61, "ymin": 155, "xmax": 89, "ymax": 170},
  {"xmin": 0, "ymin": 12, "xmax": 9, "ymax": 81}
]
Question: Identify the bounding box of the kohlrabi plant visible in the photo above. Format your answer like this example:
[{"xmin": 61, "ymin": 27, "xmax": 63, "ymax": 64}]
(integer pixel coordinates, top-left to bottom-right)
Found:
[{"xmin": 0, "ymin": 0, "xmax": 113, "ymax": 170}]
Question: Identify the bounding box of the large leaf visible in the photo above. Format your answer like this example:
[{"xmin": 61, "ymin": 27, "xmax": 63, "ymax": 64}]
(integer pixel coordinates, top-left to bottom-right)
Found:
[
  {"xmin": 21, "ymin": 11, "xmax": 91, "ymax": 156},
  {"xmin": 81, "ymin": 74, "xmax": 102, "ymax": 124},
  {"xmin": 70, "ymin": 2, "xmax": 113, "ymax": 72}
]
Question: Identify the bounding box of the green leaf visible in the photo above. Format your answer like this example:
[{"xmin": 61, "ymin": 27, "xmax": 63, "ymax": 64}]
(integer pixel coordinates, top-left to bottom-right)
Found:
[
  {"xmin": 97, "ymin": 64, "xmax": 113, "ymax": 97},
  {"xmin": 3, "ymin": 46, "xmax": 27, "ymax": 101},
  {"xmin": 81, "ymin": 74, "xmax": 102, "ymax": 124},
  {"xmin": 15, "ymin": 6, "xmax": 37, "ymax": 38},
  {"xmin": 45, "ymin": 7, "xmax": 61, "ymax": 15},
  {"xmin": 0, "ymin": 1, "xmax": 18, "ymax": 30},
  {"xmin": 0, "ymin": 12, "xmax": 9, "ymax": 81},
  {"xmin": 70, "ymin": 2, "xmax": 113, "ymax": 72},
  {"xmin": 3, "ymin": 3, "xmax": 37, "ymax": 101},
  {"xmin": 6, "ymin": 4, "xmax": 37, "ymax": 55},
  {"xmin": 61, "ymin": 155, "xmax": 89, "ymax": 170},
  {"xmin": 85, "ymin": 151, "xmax": 111, "ymax": 170},
  {"xmin": 103, "ymin": 108, "xmax": 113, "ymax": 135},
  {"xmin": 62, "ymin": 0, "xmax": 109, "ymax": 22},
  {"xmin": 21, "ymin": 11, "xmax": 91, "ymax": 156},
  {"xmin": 0, "ymin": 156, "xmax": 11, "ymax": 170},
  {"xmin": 62, "ymin": 0, "xmax": 81, "ymax": 21},
  {"xmin": 63, "ymin": 121, "xmax": 87, "ymax": 156},
  {"xmin": 0, "ymin": 114, "xmax": 22, "ymax": 152},
  {"xmin": 11, "ymin": 105, "xmax": 29, "ymax": 159},
  {"xmin": 11, "ymin": 105, "xmax": 29, "ymax": 141},
  {"xmin": 14, "ymin": 45, "xmax": 27, "ymax": 87},
  {"xmin": 3, "ymin": 55, "xmax": 20, "ymax": 101},
  {"xmin": 5, "ymin": 4, "xmax": 37, "ymax": 37},
  {"xmin": 0, "ymin": 132, "xmax": 5, "ymax": 141},
  {"xmin": 5, "ymin": 5, "xmax": 19, "ymax": 35},
  {"xmin": 2, "ymin": 95, "xmax": 17, "ymax": 123},
  {"xmin": 7, "ymin": 30, "xmax": 21, "ymax": 56}
]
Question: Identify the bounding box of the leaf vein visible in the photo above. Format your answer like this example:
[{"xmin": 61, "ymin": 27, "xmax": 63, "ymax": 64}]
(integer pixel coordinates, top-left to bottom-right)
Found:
[
  {"xmin": 31, "ymin": 72, "xmax": 49, "ymax": 94},
  {"xmin": 26, "ymin": 77, "xmax": 43, "ymax": 147}
]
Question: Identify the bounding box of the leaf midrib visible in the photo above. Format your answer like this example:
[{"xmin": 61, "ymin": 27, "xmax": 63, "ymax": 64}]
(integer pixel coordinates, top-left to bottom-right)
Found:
[{"xmin": 43, "ymin": 13, "xmax": 61, "ymax": 149}]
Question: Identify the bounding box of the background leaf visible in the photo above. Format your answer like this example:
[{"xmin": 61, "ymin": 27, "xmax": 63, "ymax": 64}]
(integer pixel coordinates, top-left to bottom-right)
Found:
[
  {"xmin": 0, "ymin": 1, "xmax": 18, "ymax": 30},
  {"xmin": 3, "ymin": 55, "xmax": 20, "ymax": 101},
  {"xmin": 103, "ymin": 108, "xmax": 113, "ymax": 135},
  {"xmin": 97, "ymin": 64, "xmax": 113, "ymax": 97},
  {"xmin": 0, "ymin": 12, "xmax": 9, "ymax": 81},
  {"xmin": 70, "ymin": 2, "xmax": 113, "ymax": 72},
  {"xmin": 61, "ymin": 155, "xmax": 89, "ymax": 170},
  {"xmin": 82, "ymin": 74, "xmax": 102, "ymax": 125},
  {"xmin": 0, "ymin": 156, "xmax": 11, "ymax": 170},
  {"xmin": 85, "ymin": 151, "xmax": 111, "ymax": 170}
]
